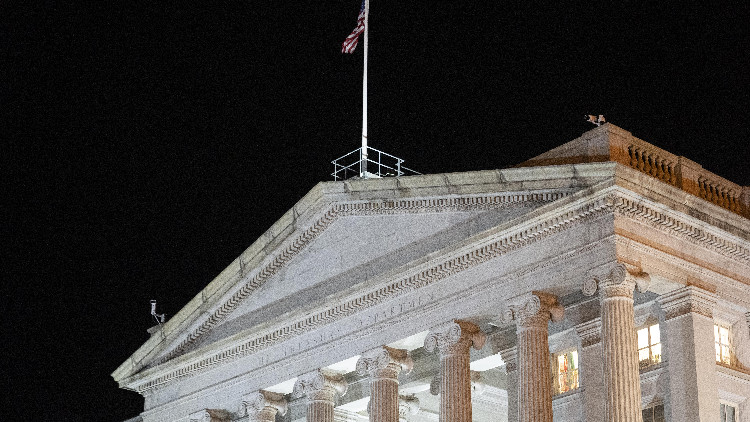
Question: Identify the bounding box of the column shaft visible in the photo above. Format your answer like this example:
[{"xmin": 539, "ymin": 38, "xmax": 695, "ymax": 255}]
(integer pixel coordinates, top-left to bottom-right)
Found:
[
  {"xmin": 597, "ymin": 265, "xmax": 646, "ymax": 422},
  {"xmin": 424, "ymin": 320, "xmax": 486, "ymax": 422},
  {"xmin": 357, "ymin": 346, "xmax": 412, "ymax": 422},
  {"xmin": 517, "ymin": 323, "xmax": 553, "ymax": 422},
  {"xmin": 503, "ymin": 292, "xmax": 563, "ymax": 422}
]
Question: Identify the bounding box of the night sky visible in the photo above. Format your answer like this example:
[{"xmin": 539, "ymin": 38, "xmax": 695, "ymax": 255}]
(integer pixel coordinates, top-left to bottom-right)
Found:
[{"xmin": 4, "ymin": 2, "xmax": 749, "ymax": 421}]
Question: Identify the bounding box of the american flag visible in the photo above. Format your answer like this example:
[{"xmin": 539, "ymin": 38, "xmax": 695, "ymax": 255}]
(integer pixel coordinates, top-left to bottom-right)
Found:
[{"xmin": 341, "ymin": 1, "xmax": 366, "ymax": 54}]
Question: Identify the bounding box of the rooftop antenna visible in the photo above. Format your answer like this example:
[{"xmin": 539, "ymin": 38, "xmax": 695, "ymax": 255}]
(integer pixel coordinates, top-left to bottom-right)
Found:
[
  {"xmin": 150, "ymin": 300, "xmax": 165, "ymax": 325},
  {"xmin": 586, "ymin": 115, "xmax": 606, "ymax": 127}
]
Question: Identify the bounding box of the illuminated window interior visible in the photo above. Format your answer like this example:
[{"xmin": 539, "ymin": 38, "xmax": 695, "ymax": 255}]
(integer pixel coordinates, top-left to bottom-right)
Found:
[
  {"xmin": 554, "ymin": 350, "xmax": 579, "ymax": 394},
  {"xmin": 715, "ymin": 325, "xmax": 732, "ymax": 366},
  {"xmin": 637, "ymin": 324, "xmax": 662, "ymax": 369}
]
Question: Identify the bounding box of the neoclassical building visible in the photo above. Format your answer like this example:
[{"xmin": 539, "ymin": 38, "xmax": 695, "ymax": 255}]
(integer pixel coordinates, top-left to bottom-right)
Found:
[{"xmin": 114, "ymin": 124, "xmax": 750, "ymax": 422}]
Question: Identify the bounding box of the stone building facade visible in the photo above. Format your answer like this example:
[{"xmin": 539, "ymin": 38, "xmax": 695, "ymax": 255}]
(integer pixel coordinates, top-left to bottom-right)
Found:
[{"xmin": 114, "ymin": 124, "xmax": 750, "ymax": 422}]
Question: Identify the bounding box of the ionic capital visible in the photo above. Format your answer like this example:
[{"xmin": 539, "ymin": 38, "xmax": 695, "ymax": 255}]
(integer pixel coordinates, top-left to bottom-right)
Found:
[
  {"xmin": 240, "ymin": 390, "xmax": 287, "ymax": 420},
  {"xmin": 292, "ymin": 369, "xmax": 348, "ymax": 401},
  {"xmin": 585, "ymin": 264, "xmax": 650, "ymax": 299},
  {"xmin": 499, "ymin": 347, "xmax": 518, "ymax": 373},
  {"xmin": 575, "ymin": 318, "xmax": 602, "ymax": 348},
  {"xmin": 188, "ymin": 409, "xmax": 230, "ymax": 422},
  {"xmin": 356, "ymin": 346, "xmax": 413, "ymax": 379},
  {"xmin": 501, "ymin": 292, "xmax": 564, "ymax": 328},
  {"xmin": 659, "ymin": 285, "xmax": 717, "ymax": 320},
  {"xmin": 424, "ymin": 320, "xmax": 486, "ymax": 356}
]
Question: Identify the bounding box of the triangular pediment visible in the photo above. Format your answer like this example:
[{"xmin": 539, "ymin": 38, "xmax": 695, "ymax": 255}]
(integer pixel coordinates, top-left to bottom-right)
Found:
[{"xmin": 112, "ymin": 164, "xmax": 615, "ymax": 385}]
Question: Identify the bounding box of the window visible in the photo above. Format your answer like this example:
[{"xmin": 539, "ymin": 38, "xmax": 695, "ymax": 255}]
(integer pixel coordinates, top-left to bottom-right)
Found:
[
  {"xmin": 553, "ymin": 350, "xmax": 579, "ymax": 394},
  {"xmin": 715, "ymin": 325, "xmax": 732, "ymax": 366},
  {"xmin": 720, "ymin": 403, "xmax": 737, "ymax": 422},
  {"xmin": 642, "ymin": 404, "xmax": 665, "ymax": 422},
  {"xmin": 637, "ymin": 324, "xmax": 662, "ymax": 369}
]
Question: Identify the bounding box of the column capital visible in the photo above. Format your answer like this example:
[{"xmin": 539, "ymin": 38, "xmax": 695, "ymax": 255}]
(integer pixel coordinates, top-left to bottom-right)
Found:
[
  {"xmin": 241, "ymin": 390, "xmax": 287, "ymax": 420},
  {"xmin": 424, "ymin": 320, "xmax": 486, "ymax": 356},
  {"xmin": 501, "ymin": 292, "xmax": 564, "ymax": 328},
  {"xmin": 356, "ymin": 346, "xmax": 413, "ymax": 378},
  {"xmin": 293, "ymin": 369, "xmax": 348, "ymax": 401},
  {"xmin": 188, "ymin": 409, "xmax": 230, "ymax": 422},
  {"xmin": 584, "ymin": 264, "xmax": 650, "ymax": 299},
  {"xmin": 575, "ymin": 318, "xmax": 602, "ymax": 348},
  {"xmin": 499, "ymin": 347, "xmax": 518, "ymax": 373},
  {"xmin": 659, "ymin": 285, "xmax": 717, "ymax": 320}
]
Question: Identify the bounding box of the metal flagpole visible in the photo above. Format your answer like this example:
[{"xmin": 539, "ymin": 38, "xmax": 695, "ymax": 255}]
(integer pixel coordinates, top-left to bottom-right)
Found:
[{"xmin": 360, "ymin": 0, "xmax": 369, "ymax": 177}]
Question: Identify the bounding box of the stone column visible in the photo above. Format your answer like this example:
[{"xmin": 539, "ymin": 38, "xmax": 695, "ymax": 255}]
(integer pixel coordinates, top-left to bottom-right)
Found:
[
  {"xmin": 584, "ymin": 264, "xmax": 649, "ymax": 422},
  {"xmin": 424, "ymin": 320, "xmax": 486, "ymax": 422},
  {"xmin": 499, "ymin": 347, "xmax": 518, "ymax": 422},
  {"xmin": 502, "ymin": 292, "xmax": 564, "ymax": 422},
  {"xmin": 241, "ymin": 390, "xmax": 288, "ymax": 422},
  {"xmin": 659, "ymin": 285, "xmax": 719, "ymax": 422},
  {"xmin": 356, "ymin": 346, "xmax": 413, "ymax": 422},
  {"xmin": 293, "ymin": 369, "xmax": 348, "ymax": 422},
  {"xmin": 575, "ymin": 318, "xmax": 605, "ymax": 422}
]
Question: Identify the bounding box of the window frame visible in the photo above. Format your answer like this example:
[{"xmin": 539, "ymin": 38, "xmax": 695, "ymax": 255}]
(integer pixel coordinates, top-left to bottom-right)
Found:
[
  {"xmin": 715, "ymin": 323, "xmax": 734, "ymax": 367},
  {"xmin": 719, "ymin": 400, "xmax": 739, "ymax": 422},
  {"xmin": 637, "ymin": 323, "xmax": 662, "ymax": 370}
]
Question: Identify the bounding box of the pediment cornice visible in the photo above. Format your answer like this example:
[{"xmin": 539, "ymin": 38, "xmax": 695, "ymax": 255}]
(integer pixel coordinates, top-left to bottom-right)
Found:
[{"xmin": 115, "ymin": 172, "xmax": 750, "ymax": 395}]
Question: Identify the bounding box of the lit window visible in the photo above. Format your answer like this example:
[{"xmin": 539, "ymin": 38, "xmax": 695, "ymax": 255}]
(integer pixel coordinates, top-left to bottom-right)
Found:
[
  {"xmin": 637, "ymin": 324, "xmax": 662, "ymax": 369},
  {"xmin": 720, "ymin": 403, "xmax": 737, "ymax": 422},
  {"xmin": 553, "ymin": 350, "xmax": 579, "ymax": 394},
  {"xmin": 642, "ymin": 404, "xmax": 665, "ymax": 422},
  {"xmin": 715, "ymin": 325, "xmax": 732, "ymax": 366}
]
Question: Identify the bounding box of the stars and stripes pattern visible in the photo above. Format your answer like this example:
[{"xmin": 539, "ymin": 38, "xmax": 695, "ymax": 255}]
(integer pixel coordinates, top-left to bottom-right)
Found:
[{"xmin": 342, "ymin": 1, "xmax": 366, "ymax": 53}]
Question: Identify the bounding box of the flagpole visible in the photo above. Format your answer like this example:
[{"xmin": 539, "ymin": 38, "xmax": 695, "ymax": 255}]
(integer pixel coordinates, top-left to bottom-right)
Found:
[{"xmin": 360, "ymin": 0, "xmax": 369, "ymax": 177}]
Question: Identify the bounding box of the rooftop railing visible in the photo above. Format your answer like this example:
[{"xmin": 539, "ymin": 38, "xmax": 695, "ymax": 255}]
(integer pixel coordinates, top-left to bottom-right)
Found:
[
  {"xmin": 517, "ymin": 124, "xmax": 750, "ymax": 218},
  {"xmin": 331, "ymin": 147, "xmax": 421, "ymax": 181}
]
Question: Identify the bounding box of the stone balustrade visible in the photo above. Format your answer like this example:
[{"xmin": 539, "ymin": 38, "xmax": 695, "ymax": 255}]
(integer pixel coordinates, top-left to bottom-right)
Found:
[{"xmin": 517, "ymin": 123, "xmax": 750, "ymax": 217}]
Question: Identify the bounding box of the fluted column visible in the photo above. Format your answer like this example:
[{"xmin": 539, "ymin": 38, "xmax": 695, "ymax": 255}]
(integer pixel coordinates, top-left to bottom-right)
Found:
[
  {"xmin": 502, "ymin": 292, "xmax": 564, "ymax": 422},
  {"xmin": 584, "ymin": 264, "xmax": 649, "ymax": 422},
  {"xmin": 293, "ymin": 369, "xmax": 348, "ymax": 422},
  {"xmin": 241, "ymin": 390, "xmax": 288, "ymax": 422},
  {"xmin": 357, "ymin": 346, "xmax": 413, "ymax": 422},
  {"xmin": 424, "ymin": 320, "xmax": 486, "ymax": 422},
  {"xmin": 499, "ymin": 347, "xmax": 518, "ymax": 422},
  {"xmin": 659, "ymin": 285, "xmax": 719, "ymax": 422},
  {"xmin": 575, "ymin": 318, "xmax": 605, "ymax": 422}
]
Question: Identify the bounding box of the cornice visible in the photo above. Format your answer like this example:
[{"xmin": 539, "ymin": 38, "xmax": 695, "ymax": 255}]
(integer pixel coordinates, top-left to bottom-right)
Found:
[
  {"xmin": 150, "ymin": 191, "xmax": 571, "ymax": 366},
  {"xmin": 123, "ymin": 190, "xmax": 610, "ymax": 393},
  {"xmin": 121, "ymin": 186, "xmax": 750, "ymax": 395}
]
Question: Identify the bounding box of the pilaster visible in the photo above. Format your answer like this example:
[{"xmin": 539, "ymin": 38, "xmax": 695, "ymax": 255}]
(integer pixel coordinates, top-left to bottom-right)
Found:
[
  {"xmin": 659, "ymin": 285, "xmax": 719, "ymax": 422},
  {"xmin": 575, "ymin": 318, "xmax": 604, "ymax": 422},
  {"xmin": 499, "ymin": 347, "xmax": 518, "ymax": 422},
  {"xmin": 293, "ymin": 369, "xmax": 348, "ymax": 422},
  {"xmin": 424, "ymin": 320, "xmax": 486, "ymax": 422},
  {"xmin": 356, "ymin": 346, "xmax": 413, "ymax": 422}
]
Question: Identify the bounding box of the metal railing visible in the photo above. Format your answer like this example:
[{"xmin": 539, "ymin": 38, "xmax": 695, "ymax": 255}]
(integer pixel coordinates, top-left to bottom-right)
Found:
[{"xmin": 331, "ymin": 146, "xmax": 421, "ymax": 181}]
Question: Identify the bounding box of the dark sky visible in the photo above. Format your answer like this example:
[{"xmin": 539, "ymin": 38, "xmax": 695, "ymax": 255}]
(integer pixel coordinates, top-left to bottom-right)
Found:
[{"xmin": 4, "ymin": 2, "xmax": 749, "ymax": 421}]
